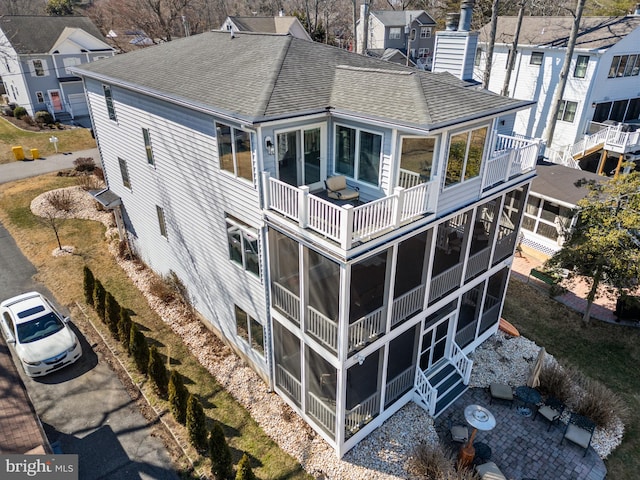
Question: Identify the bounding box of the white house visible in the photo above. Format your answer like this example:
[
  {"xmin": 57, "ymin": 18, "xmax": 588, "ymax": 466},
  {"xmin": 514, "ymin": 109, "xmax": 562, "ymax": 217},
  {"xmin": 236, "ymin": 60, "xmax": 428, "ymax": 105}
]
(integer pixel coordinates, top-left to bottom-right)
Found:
[
  {"xmin": 73, "ymin": 29, "xmax": 541, "ymax": 457},
  {"xmin": 0, "ymin": 15, "xmax": 115, "ymax": 125},
  {"xmin": 220, "ymin": 14, "xmax": 312, "ymax": 41},
  {"xmin": 475, "ymin": 11, "xmax": 640, "ymax": 160}
]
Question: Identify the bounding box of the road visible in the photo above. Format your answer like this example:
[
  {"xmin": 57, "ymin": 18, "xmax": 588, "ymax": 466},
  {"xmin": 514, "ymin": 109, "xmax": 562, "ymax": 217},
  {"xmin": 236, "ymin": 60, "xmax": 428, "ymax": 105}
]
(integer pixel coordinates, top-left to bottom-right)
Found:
[{"xmin": 0, "ymin": 219, "xmax": 180, "ymax": 479}]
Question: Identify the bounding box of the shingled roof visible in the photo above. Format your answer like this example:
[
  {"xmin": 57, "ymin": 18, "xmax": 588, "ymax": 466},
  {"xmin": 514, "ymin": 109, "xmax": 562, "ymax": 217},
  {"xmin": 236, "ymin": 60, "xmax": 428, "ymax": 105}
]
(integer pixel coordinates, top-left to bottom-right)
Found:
[
  {"xmin": 0, "ymin": 15, "xmax": 107, "ymax": 54},
  {"xmin": 371, "ymin": 10, "xmax": 436, "ymax": 27},
  {"xmin": 479, "ymin": 15, "xmax": 640, "ymax": 50},
  {"xmin": 533, "ymin": 161, "xmax": 605, "ymax": 205},
  {"xmin": 74, "ymin": 31, "xmax": 531, "ymax": 130},
  {"xmin": 227, "ymin": 16, "xmax": 301, "ymax": 34}
]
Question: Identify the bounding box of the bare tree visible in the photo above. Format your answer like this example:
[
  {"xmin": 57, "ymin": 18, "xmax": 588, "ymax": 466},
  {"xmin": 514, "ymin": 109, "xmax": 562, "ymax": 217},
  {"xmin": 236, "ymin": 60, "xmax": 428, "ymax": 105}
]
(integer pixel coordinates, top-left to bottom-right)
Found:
[
  {"xmin": 500, "ymin": 0, "xmax": 526, "ymax": 96},
  {"xmin": 0, "ymin": 0, "xmax": 46, "ymax": 15},
  {"xmin": 542, "ymin": 0, "xmax": 587, "ymax": 149},
  {"xmin": 482, "ymin": 0, "xmax": 499, "ymax": 89}
]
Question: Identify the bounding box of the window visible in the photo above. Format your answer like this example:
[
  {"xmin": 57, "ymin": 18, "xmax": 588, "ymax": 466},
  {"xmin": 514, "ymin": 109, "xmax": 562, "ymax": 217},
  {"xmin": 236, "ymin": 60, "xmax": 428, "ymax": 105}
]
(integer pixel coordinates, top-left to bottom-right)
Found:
[
  {"xmin": 63, "ymin": 57, "xmax": 81, "ymax": 75},
  {"xmin": 557, "ymin": 100, "xmax": 578, "ymax": 122},
  {"xmin": 216, "ymin": 123, "xmax": 253, "ymax": 182},
  {"xmin": 335, "ymin": 125, "xmax": 382, "ymax": 185},
  {"xmin": 118, "ymin": 157, "xmax": 131, "ymax": 188},
  {"xmin": 445, "ymin": 126, "xmax": 488, "ymax": 187},
  {"xmin": 234, "ymin": 306, "xmax": 265, "ymax": 356},
  {"xmin": 574, "ymin": 55, "xmax": 589, "ymax": 78},
  {"xmin": 30, "ymin": 59, "xmax": 46, "ymax": 77},
  {"xmin": 608, "ymin": 55, "xmax": 640, "ymax": 78},
  {"xmin": 226, "ymin": 216, "xmax": 260, "ymax": 277},
  {"xmin": 142, "ymin": 128, "xmax": 154, "ymax": 165},
  {"xmin": 418, "ymin": 48, "xmax": 430, "ymax": 58},
  {"xmin": 521, "ymin": 196, "xmax": 571, "ymax": 242},
  {"xmin": 389, "ymin": 27, "xmax": 401, "ymax": 39},
  {"xmin": 103, "ymin": 85, "xmax": 116, "ymax": 121},
  {"xmin": 36, "ymin": 91, "xmax": 44, "ymax": 103},
  {"xmin": 420, "ymin": 27, "xmax": 431, "ymax": 38},
  {"xmin": 530, "ymin": 52, "xmax": 543, "ymax": 65},
  {"xmin": 156, "ymin": 206, "xmax": 167, "ymax": 238}
]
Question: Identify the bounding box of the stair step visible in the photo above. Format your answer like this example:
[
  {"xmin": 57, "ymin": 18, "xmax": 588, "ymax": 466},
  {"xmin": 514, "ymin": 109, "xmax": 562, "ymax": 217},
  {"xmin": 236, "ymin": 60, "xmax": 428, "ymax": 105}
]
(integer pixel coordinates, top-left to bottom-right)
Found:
[
  {"xmin": 427, "ymin": 362, "xmax": 455, "ymax": 385},
  {"xmin": 434, "ymin": 370, "xmax": 462, "ymax": 393},
  {"xmin": 434, "ymin": 381, "xmax": 468, "ymax": 417}
]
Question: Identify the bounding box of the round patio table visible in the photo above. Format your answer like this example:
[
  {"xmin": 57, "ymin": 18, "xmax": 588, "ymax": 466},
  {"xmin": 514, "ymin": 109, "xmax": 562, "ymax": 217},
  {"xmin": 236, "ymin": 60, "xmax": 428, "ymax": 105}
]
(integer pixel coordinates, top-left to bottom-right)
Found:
[
  {"xmin": 458, "ymin": 405, "xmax": 496, "ymax": 468},
  {"xmin": 515, "ymin": 385, "xmax": 541, "ymax": 417}
]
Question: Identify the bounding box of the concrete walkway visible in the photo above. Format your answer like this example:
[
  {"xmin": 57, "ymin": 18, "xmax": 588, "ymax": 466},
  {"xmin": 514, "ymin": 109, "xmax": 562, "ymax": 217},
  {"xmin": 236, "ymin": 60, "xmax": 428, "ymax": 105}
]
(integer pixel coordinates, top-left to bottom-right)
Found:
[{"xmin": 0, "ymin": 148, "xmax": 100, "ymax": 184}]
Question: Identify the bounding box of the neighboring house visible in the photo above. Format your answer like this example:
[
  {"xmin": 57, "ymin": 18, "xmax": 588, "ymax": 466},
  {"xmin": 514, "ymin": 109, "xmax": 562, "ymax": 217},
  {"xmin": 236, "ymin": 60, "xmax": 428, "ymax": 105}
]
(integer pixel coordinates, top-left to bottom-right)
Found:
[
  {"xmin": 520, "ymin": 161, "xmax": 604, "ymax": 258},
  {"xmin": 356, "ymin": 7, "xmax": 436, "ymax": 69},
  {"xmin": 73, "ymin": 30, "xmax": 541, "ymax": 457},
  {"xmin": 220, "ymin": 14, "xmax": 312, "ymax": 41},
  {"xmin": 474, "ymin": 10, "xmax": 640, "ymax": 163},
  {"xmin": 0, "ymin": 15, "xmax": 115, "ymax": 125},
  {"xmin": 105, "ymin": 29, "xmax": 154, "ymax": 53}
]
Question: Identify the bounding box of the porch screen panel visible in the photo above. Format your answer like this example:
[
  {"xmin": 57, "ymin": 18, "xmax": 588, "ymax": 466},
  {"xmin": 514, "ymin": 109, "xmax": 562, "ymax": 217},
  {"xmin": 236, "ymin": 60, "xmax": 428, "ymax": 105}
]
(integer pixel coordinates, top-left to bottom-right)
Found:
[
  {"xmin": 269, "ymin": 229, "xmax": 300, "ymax": 323},
  {"xmin": 456, "ymin": 283, "xmax": 485, "ymax": 348},
  {"xmin": 469, "ymin": 200, "xmax": 497, "ymax": 256},
  {"xmin": 349, "ymin": 250, "xmax": 388, "ymax": 323},
  {"xmin": 307, "ymin": 248, "xmax": 340, "ymax": 324},
  {"xmin": 305, "ymin": 346, "xmax": 336, "ymax": 438},
  {"xmin": 494, "ymin": 186, "xmax": 526, "ymax": 264},
  {"xmin": 394, "ymin": 231, "xmax": 428, "ymax": 298},
  {"xmin": 385, "ymin": 326, "xmax": 419, "ymax": 407},
  {"xmin": 273, "ymin": 321, "xmax": 302, "ymax": 406},
  {"xmin": 345, "ymin": 348, "xmax": 382, "ymax": 437},
  {"xmin": 480, "ymin": 267, "xmax": 509, "ymax": 334}
]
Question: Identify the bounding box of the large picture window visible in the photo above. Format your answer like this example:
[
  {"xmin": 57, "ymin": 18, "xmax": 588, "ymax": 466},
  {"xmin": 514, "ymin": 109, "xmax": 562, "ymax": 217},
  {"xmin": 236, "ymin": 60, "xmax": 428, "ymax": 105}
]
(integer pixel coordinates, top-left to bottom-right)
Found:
[
  {"xmin": 226, "ymin": 216, "xmax": 260, "ymax": 277},
  {"xmin": 216, "ymin": 123, "xmax": 253, "ymax": 182},
  {"xmin": 335, "ymin": 125, "xmax": 382, "ymax": 185},
  {"xmin": 445, "ymin": 126, "xmax": 488, "ymax": 187},
  {"xmin": 608, "ymin": 55, "xmax": 640, "ymax": 78}
]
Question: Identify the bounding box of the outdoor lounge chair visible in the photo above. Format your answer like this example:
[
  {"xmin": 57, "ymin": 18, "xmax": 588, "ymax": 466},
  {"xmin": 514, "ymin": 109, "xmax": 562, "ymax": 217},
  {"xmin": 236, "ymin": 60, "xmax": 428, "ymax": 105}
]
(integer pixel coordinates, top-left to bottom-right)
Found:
[
  {"xmin": 447, "ymin": 418, "xmax": 469, "ymax": 443},
  {"xmin": 489, "ymin": 383, "xmax": 514, "ymax": 408},
  {"xmin": 475, "ymin": 461, "xmax": 507, "ymax": 480},
  {"xmin": 561, "ymin": 412, "xmax": 596, "ymax": 456},
  {"xmin": 533, "ymin": 396, "xmax": 565, "ymax": 431},
  {"xmin": 325, "ymin": 175, "xmax": 360, "ymax": 201}
]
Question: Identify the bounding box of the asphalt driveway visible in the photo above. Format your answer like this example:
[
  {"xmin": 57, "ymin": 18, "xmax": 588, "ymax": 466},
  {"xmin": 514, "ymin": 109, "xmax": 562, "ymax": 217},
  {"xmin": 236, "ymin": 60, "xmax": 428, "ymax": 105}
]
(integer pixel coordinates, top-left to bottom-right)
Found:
[{"xmin": 0, "ymin": 220, "xmax": 179, "ymax": 479}]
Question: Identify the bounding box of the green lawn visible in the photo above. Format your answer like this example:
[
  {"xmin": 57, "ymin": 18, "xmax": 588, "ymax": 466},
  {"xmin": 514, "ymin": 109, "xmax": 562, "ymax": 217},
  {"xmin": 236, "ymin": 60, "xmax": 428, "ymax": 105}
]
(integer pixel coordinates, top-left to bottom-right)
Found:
[
  {"xmin": 0, "ymin": 117, "xmax": 96, "ymax": 164},
  {"xmin": 503, "ymin": 280, "xmax": 640, "ymax": 480}
]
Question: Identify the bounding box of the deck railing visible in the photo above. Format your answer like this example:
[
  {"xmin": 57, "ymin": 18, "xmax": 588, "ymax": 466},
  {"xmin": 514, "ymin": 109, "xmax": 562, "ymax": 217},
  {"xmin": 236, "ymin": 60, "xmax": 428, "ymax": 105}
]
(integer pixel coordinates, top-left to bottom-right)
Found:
[
  {"xmin": 429, "ymin": 264, "xmax": 463, "ymax": 303},
  {"xmin": 450, "ymin": 341, "xmax": 473, "ymax": 384},
  {"xmin": 398, "ymin": 169, "xmax": 424, "ymax": 189},
  {"xmin": 272, "ymin": 282, "xmax": 300, "ymax": 325},
  {"xmin": 385, "ymin": 365, "xmax": 416, "ymax": 406},
  {"xmin": 306, "ymin": 306, "xmax": 338, "ymax": 352},
  {"xmin": 307, "ymin": 391, "xmax": 336, "ymax": 434},
  {"xmin": 455, "ymin": 322, "xmax": 478, "ymax": 349},
  {"xmin": 345, "ymin": 391, "xmax": 380, "ymax": 436},
  {"xmin": 348, "ymin": 307, "xmax": 386, "ymax": 352},
  {"xmin": 494, "ymin": 229, "xmax": 518, "ymax": 262},
  {"xmin": 465, "ymin": 247, "xmax": 491, "ymax": 280},
  {"xmin": 276, "ymin": 364, "xmax": 302, "ymax": 404},
  {"xmin": 414, "ymin": 368, "xmax": 437, "ymax": 415},
  {"xmin": 484, "ymin": 135, "xmax": 540, "ymax": 190},
  {"xmin": 391, "ymin": 285, "xmax": 426, "ymax": 327}
]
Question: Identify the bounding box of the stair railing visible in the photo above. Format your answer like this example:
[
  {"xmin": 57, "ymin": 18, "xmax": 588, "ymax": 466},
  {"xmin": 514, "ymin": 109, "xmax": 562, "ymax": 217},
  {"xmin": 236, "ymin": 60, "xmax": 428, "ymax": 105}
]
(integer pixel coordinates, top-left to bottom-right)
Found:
[
  {"xmin": 450, "ymin": 342, "xmax": 473, "ymax": 384},
  {"xmin": 414, "ymin": 368, "xmax": 437, "ymax": 415}
]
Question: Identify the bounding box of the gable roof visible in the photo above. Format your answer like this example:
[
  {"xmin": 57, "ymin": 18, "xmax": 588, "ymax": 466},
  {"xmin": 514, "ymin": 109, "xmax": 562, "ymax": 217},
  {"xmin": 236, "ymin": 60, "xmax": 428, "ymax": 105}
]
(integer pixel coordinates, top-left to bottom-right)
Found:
[
  {"xmin": 479, "ymin": 15, "xmax": 640, "ymax": 50},
  {"xmin": 0, "ymin": 15, "xmax": 107, "ymax": 54},
  {"xmin": 371, "ymin": 10, "xmax": 436, "ymax": 27},
  {"xmin": 73, "ymin": 31, "xmax": 531, "ymax": 130},
  {"xmin": 226, "ymin": 16, "xmax": 307, "ymax": 35},
  {"xmin": 532, "ymin": 161, "xmax": 606, "ymax": 205}
]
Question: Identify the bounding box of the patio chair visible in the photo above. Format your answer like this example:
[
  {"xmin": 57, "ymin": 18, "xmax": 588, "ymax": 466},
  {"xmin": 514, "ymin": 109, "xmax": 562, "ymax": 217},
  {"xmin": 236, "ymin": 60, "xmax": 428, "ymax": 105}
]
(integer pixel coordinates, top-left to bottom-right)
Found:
[
  {"xmin": 561, "ymin": 412, "xmax": 596, "ymax": 456},
  {"xmin": 447, "ymin": 417, "xmax": 469, "ymax": 443},
  {"xmin": 475, "ymin": 461, "xmax": 507, "ymax": 480},
  {"xmin": 325, "ymin": 175, "xmax": 360, "ymax": 201},
  {"xmin": 533, "ymin": 396, "xmax": 565, "ymax": 431},
  {"xmin": 489, "ymin": 383, "xmax": 514, "ymax": 408}
]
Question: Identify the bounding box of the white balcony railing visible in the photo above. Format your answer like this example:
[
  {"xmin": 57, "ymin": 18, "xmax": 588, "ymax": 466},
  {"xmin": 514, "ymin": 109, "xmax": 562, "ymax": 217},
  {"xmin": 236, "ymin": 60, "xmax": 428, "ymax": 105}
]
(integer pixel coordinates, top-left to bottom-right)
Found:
[
  {"xmin": 398, "ymin": 169, "xmax": 424, "ymax": 189},
  {"xmin": 391, "ymin": 285, "xmax": 425, "ymax": 327},
  {"xmin": 307, "ymin": 391, "xmax": 336, "ymax": 434},
  {"xmin": 276, "ymin": 364, "xmax": 302, "ymax": 404},
  {"xmin": 348, "ymin": 307, "xmax": 386, "ymax": 352},
  {"xmin": 264, "ymin": 175, "xmax": 434, "ymax": 250},
  {"xmin": 428, "ymin": 264, "xmax": 463, "ymax": 303},
  {"xmin": 306, "ymin": 306, "xmax": 338, "ymax": 352},
  {"xmin": 455, "ymin": 321, "xmax": 477, "ymax": 348},
  {"xmin": 465, "ymin": 247, "xmax": 491, "ymax": 280},
  {"xmin": 385, "ymin": 365, "xmax": 416, "ymax": 406},
  {"xmin": 345, "ymin": 391, "xmax": 380, "ymax": 436},
  {"xmin": 484, "ymin": 135, "xmax": 540, "ymax": 190},
  {"xmin": 272, "ymin": 282, "xmax": 300, "ymax": 325}
]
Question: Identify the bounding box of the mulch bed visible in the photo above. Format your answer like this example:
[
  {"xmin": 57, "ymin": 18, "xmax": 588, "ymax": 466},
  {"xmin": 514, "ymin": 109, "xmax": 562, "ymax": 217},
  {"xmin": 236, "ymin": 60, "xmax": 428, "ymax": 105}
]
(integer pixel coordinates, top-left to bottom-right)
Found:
[{"xmin": 1, "ymin": 113, "xmax": 69, "ymax": 132}]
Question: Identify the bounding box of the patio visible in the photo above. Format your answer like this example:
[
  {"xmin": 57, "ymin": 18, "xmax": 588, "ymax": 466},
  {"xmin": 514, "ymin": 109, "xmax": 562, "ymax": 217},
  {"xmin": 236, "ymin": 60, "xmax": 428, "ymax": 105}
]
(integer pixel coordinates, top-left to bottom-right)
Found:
[{"xmin": 434, "ymin": 387, "xmax": 607, "ymax": 480}]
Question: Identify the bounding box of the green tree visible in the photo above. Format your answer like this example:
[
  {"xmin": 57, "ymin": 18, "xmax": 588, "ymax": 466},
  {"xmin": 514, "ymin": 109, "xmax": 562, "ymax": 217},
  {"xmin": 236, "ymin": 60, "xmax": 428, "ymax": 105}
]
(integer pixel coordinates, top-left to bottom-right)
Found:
[
  {"xmin": 83, "ymin": 266, "xmax": 95, "ymax": 306},
  {"xmin": 118, "ymin": 306, "xmax": 132, "ymax": 351},
  {"xmin": 547, "ymin": 171, "xmax": 640, "ymax": 324},
  {"xmin": 130, "ymin": 324, "xmax": 149, "ymax": 374},
  {"xmin": 104, "ymin": 292, "xmax": 120, "ymax": 336},
  {"xmin": 168, "ymin": 369, "xmax": 189, "ymax": 425},
  {"xmin": 45, "ymin": 0, "xmax": 73, "ymax": 15},
  {"xmin": 235, "ymin": 453, "xmax": 256, "ymax": 480},
  {"xmin": 186, "ymin": 394, "xmax": 208, "ymax": 452},
  {"xmin": 148, "ymin": 345, "xmax": 168, "ymax": 397},
  {"xmin": 93, "ymin": 279, "xmax": 106, "ymax": 321},
  {"xmin": 209, "ymin": 422, "xmax": 233, "ymax": 480}
]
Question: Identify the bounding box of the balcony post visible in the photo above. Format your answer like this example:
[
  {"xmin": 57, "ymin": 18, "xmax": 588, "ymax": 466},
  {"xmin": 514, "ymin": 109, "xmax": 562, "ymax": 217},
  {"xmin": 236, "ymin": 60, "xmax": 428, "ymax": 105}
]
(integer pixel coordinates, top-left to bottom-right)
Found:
[
  {"xmin": 299, "ymin": 186, "xmax": 310, "ymax": 228},
  {"xmin": 340, "ymin": 204, "xmax": 354, "ymax": 250},
  {"xmin": 392, "ymin": 186, "xmax": 405, "ymax": 228},
  {"xmin": 261, "ymin": 171, "xmax": 271, "ymax": 210}
]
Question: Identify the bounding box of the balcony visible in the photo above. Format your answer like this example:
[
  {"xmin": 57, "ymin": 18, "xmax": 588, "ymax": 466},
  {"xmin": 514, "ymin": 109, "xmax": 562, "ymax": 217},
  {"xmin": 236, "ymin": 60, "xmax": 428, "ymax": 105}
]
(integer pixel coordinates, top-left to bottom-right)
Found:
[{"xmin": 264, "ymin": 134, "xmax": 540, "ymax": 250}]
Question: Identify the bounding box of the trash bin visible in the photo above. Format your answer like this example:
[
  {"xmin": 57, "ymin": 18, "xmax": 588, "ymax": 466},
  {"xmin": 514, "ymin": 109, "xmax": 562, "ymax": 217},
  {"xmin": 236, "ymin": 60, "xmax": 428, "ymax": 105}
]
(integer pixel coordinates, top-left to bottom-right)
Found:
[
  {"xmin": 12, "ymin": 146, "xmax": 25, "ymax": 160},
  {"xmin": 30, "ymin": 148, "xmax": 39, "ymax": 160}
]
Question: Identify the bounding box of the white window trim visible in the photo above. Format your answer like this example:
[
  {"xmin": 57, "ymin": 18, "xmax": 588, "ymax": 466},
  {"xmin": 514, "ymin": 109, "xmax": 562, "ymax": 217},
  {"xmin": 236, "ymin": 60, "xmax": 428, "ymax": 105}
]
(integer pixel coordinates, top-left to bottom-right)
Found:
[
  {"xmin": 215, "ymin": 122, "xmax": 255, "ymax": 185},
  {"xmin": 389, "ymin": 27, "xmax": 401, "ymax": 39},
  {"xmin": 234, "ymin": 305, "xmax": 266, "ymax": 358},
  {"xmin": 420, "ymin": 27, "xmax": 431, "ymax": 38},
  {"xmin": 333, "ymin": 123, "xmax": 384, "ymax": 186},
  {"xmin": 30, "ymin": 59, "xmax": 48, "ymax": 77},
  {"xmin": 226, "ymin": 216, "xmax": 261, "ymax": 280}
]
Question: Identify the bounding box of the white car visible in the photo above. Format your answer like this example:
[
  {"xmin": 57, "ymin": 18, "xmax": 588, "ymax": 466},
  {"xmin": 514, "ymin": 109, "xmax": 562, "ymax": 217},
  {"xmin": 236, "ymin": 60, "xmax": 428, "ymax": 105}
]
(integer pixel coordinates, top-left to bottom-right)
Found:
[{"xmin": 0, "ymin": 292, "xmax": 82, "ymax": 377}]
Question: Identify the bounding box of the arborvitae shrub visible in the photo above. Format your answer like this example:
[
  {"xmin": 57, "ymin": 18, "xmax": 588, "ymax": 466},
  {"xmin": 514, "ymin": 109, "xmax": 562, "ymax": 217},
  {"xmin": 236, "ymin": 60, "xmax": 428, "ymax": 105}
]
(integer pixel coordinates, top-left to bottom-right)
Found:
[
  {"xmin": 118, "ymin": 306, "xmax": 132, "ymax": 351},
  {"xmin": 148, "ymin": 345, "xmax": 168, "ymax": 397},
  {"xmin": 83, "ymin": 266, "xmax": 95, "ymax": 306},
  {"xmin": 168, "ymin": 369, "xmax": 189, "ymax": 425},
  {"xmin": 209, "ymin": 422, "xmax": 233, "ymax": 480},
  {"xmin": 105, "ymin": 292, "xmax": 120, "ymax": 337},
  {"xmin": 186, "ymin": 394, "xmax": 208, "ymax": 452},
  {"xmin": 13, "ymin": 106, "xmax": 27, "ymax": 119},
  {"xmin": 93, "ymin": 280, "xmax": 106, "ymax": 320},
  {"xmin": 129, "ymin": 324, "xmax": 149, "ymax": 375},
  {"xmin": 35, "ymin": 110, "xmax": 54, "ymax": 124},
  {"xmin": 235, "ymin": 453, "xmax": 256, "ymax": 480}
]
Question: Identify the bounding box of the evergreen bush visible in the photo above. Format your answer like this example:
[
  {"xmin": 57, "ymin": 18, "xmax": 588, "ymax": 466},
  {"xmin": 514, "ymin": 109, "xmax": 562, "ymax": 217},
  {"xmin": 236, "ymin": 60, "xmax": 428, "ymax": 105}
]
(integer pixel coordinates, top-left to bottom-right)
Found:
[
  {"xmin": 148, "ymin": 345, "xmax": 168, "ymax": 397},
  {"xmin": 93, "ymin": 280, "xmax": 106, "ymax": 320},
  {"xmin": 35, "ymin": 110, "xmax": 54, "ymax": 124},
  {"xmin": 83, "ymin": 266, "xmax": 95, "ymax": 306},
  {"xmin": 104, "ymin": 292, "xmax": 120, "ymax": 337},
  {"xmin": 13, "ymin": 106, "xmax": 27, "ymax": 119},
  {"xmin": 129, "ymin": 324, "xmax": 149, "ymax": 375},
  {"xmin": 168, "ymin": 369, "xmax": 189, "ymax": 425},
  {"xmin": 118, "ymin": 306, "xmax": 132, "ymax": 351},
  {"xmin": 235, "ymin": 453, "xmax": 255, "ymax": 480},
  {"xmin": 209, "ymin": 422, "xmax": 232, "ymax": 480},
  {"xmin": 186, "ymin": 394, "xmax": 208, "ymax": 452}
]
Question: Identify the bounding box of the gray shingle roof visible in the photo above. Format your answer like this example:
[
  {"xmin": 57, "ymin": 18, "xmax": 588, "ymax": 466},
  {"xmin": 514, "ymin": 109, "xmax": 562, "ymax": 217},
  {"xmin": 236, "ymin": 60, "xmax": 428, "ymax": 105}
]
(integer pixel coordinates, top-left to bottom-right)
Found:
[
  {"xmin": 74, "ymin": 31, "xmax": 531, "ymax": 130},
  {"xmin": 532, "ymin": 161, "xmax": 606, "ymax": 205},
  {"xmin": 228, "ymin": 16, "xmax": 281, "ymax": 33},
  {"xmin": 0, "ymin": 15, "xmax": 107, "ymax": 54},
  {"xmin": 372, "ymin": 10, "xmax": 435, "ymax": 27},
  {"xmin": 479, "ymin": 15, "xmax": 640, "ymax": 50}
]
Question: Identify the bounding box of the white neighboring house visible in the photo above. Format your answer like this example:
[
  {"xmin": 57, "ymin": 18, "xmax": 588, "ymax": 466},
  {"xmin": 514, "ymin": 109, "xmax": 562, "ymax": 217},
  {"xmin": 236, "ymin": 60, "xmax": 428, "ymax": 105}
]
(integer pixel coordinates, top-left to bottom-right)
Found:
[
  {"xmin": 0, "ymin": 15, "xmax": 115, "ymax": 125},
  {"xmin": 220, "ymin": 14, "xmax": 312, "ymax": 41},
  {"xmin": 474, "ymin": 11, "xmax": 640, "ymax": 163}
]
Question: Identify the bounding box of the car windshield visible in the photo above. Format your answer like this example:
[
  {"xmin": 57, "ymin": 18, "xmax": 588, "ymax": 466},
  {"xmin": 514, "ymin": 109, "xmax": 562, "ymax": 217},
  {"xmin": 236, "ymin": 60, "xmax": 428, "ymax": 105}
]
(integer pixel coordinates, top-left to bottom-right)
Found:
[{"xmin": 16, "ymin": 313, "xmax": 64, "ymax": 343}]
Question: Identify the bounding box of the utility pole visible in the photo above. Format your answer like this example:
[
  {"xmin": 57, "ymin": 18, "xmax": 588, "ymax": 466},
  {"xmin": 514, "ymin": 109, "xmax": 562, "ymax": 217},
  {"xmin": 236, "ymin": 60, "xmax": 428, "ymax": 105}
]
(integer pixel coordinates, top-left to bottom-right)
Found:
[
  {"xmin": 501, "ymin": 0, "xmax": 526, "ymax": 97},
  {"xmin": 542, "ymin": 0, "xmax": 587, "ymax": 150}
]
